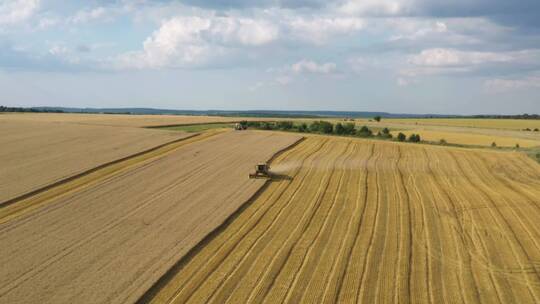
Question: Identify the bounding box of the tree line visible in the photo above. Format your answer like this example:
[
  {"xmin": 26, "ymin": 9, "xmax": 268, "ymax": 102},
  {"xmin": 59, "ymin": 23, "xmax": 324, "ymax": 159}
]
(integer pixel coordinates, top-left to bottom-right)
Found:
[
  {"xmin": 0, "ymin": 106, "xmax": 64, "ymax": 113},
  {"xmin": 242, "ymin": 120, "xmax": 422, "ymax": 143},
  {"xmin": 471, "ymin": 114, "xmax": 540, "ymax": 120}
]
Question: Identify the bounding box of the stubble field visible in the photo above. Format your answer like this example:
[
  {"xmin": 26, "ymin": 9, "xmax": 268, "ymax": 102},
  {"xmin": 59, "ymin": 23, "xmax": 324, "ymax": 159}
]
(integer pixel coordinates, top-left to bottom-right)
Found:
[
  {"xmin": 392, "ymin": 129, "xmax": 540, "ymax": 147},
  {"xmin": 385, "ymin": 118, "xmax": 540, "ymax": 131},
  {"xmin": 145, "ymin": 136, "xmax": 540, "ymax": 304},
  {"xmin": 0, "ymin": 131, "xmax": 301, "ymax": 304},
  {"xmin": 0, "ymin": 118, "xmax": 191, "ymax": 203},
  {"xmin": 298, "ymin": 118, "xmax": 540, "ymax": 147},
  {"xmin": 2, "ymin": 113, "xmax": 540, "ymax": 304},
  {"xmin": 0, "ymin": 113, "xmax": 265, "ymax": 128}
]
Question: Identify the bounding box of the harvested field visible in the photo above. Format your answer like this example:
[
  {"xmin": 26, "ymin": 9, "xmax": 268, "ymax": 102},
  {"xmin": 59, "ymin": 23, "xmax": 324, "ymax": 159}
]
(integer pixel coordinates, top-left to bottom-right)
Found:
[
  {"xmin": 392, "ymin": 129, "xmax": 540, "ymax": 147},
  {"xmin": 300, "ymin": 118, "xmax": 540, "ymax": 144},
  {"xmin": 0, "ymin": 118, "xmax": 191, "ymax": 203},
  {"xmin": 0, "ymin": 131, "xmax": 221, "ymax": 224},
  {"xmin": 386, "ymin": 118, "xmax": 540, "ymax": 131},
  {"xmin": 145, "ymin": 136, "xmax": 540, "ymax": 304},
  {"xmin": 0, "ymin": 113, "xmax": 266, "ymax": 128},
  {"xmin": 0, "ymin": 131, "xmax": 301, "ymax": 304}
]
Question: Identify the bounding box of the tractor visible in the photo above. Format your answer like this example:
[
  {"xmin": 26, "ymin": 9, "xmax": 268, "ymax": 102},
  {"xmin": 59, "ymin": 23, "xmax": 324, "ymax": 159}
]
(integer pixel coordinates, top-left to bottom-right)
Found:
[{"xmin": 234, "ymin": 122, "xmax": 247, "ymax": 130}]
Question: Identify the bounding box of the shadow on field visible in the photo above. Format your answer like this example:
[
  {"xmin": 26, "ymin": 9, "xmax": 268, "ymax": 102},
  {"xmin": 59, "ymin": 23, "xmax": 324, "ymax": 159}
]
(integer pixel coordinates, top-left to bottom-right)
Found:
[{"xmin": 270, "ymin": 173, "xmax": 293, "ymax": 181}]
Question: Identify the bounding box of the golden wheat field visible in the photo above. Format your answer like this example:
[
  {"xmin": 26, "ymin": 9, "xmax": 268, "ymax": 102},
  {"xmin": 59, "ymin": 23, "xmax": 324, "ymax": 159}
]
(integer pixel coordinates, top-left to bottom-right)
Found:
[
  {"xmin": 144, "ymin": 136, "xmax": 540, "ymax": 304},
  {"xmin": 392, "ymin": 129, "xmax": 540, "ymax": 147},
  {"xmin": 0, "ymin": 117, "xmax": 191, "ymax": 203},
  {"xmin": 299, "ymin": 118, "xmax": 540, "ymax": 146},
  {"xmin": 2, "ymin": 113, "xmax": 540, "ymax": 304},
  {"xmin": 0, "ymin": 113, "xmax": 265, "ymax": 128},
  {"xmin": 0, "ymin": 131, "xmax": 300, "ymax": 304},
  {"xmin": 385, "ymin": 118, "xmax": 540, "ymax": 131}
]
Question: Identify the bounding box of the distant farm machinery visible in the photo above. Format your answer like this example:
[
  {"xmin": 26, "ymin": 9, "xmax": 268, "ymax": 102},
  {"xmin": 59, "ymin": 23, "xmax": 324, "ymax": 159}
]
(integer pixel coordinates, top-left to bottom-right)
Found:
[{"xmin": 234, "ymin": 121, "xmax": 248, "ymax": 130}]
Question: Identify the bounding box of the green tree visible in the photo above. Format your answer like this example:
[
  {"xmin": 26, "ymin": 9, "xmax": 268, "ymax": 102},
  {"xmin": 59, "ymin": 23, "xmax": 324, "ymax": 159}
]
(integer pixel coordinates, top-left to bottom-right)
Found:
[
  {"xmin": 343, "ymin": 123, "xmax": 356, "ymax": 135},
  {"xmin": 377, "ymin": 127, "xmax": 392, "ymax": 139},
  {"xmin": 320, "ymin": 121, "xmax": 334, "ymax": 133},
  {"xmin": 297, "ymin": 123, "xmax": 308, "ymax": 132},
  {"xmin": 334, "ymin": 123, "xmax": 345, "ymax": 135},
  {"xmin": 491, "ymin": 142, "xmax": 497, "ymax": 147},
  {"xmin": 357, "ymin": 126, "xmax": 373, "ymax": 137},
  {"xmin": 397, "ymin": 132, "xmax": 406, "ymax": 142},
  {"xmin": 374, "ymin": 115, "xmax": 381, "ymax": 122},
  {"xmin": 247, "ymin": 121, "xmax": 261, "ymax": 128},
  {"xmin": 309, "ymin": 121, "xmax": 321, "ymax": 132},
  {"xmin": 261, "ymin": 122, "xmax": 274, "ymax": 130},
  {"xmin": 277, "ymin": 121, "xmax": 293, "ymax": 130}
]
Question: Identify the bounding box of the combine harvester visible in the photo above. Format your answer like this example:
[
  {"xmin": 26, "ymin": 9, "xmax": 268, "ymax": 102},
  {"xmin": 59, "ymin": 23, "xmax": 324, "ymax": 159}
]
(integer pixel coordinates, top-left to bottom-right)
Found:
[{"xmin": 249, "ymin": 163, "xmax": 272, "ymax": 179}]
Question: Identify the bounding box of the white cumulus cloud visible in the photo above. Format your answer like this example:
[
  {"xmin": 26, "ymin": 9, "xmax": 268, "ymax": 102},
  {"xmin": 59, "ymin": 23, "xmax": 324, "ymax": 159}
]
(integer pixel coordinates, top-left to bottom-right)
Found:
[
  {"xmin": 399, "ymin": 48, "xmax": 540, "ymax": 83},
  {"xmin": 287, "ymin": 16, "xmax": 364, "ymax": 44},
  {"xmin": 337, "ymin": 0, "xmax": 409, "ymax": 16},
  {"xmin": 116, "ymin": 15, "xmax": 278, "ymax": 69},
  {"xmin": 409, "ymin": 48, "xmax": 513, "ymax": 67},
  {"xmin": 68, "ymin": 7, "xmax": 111, "ymax": 24},
  {"xmin": 291, "ymin": 59, "xmax": 337, "ymax": 74},
  {"xmin": 0, "ymin": 0, "xmax": 40, "ymax": 26}
]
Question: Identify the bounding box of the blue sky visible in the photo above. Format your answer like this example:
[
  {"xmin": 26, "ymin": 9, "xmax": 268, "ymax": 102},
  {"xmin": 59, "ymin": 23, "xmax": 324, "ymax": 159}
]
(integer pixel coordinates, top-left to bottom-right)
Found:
[{"xmin": 0, "ymin": 0, "xmax": 539, "ymax": 114}]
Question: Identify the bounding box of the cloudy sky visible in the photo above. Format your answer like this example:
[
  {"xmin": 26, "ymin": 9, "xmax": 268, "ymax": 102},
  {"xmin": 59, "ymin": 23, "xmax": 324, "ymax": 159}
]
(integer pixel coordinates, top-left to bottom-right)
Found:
[{"xmin": 0, "ymin": 0, "xmax": 539, "ymax": 114}]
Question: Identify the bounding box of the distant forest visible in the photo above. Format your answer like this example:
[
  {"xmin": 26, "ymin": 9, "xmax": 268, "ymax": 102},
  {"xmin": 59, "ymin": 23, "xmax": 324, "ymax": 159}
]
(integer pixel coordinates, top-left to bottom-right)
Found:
[
  {"xmin": 471, "ymin": 114, "xmax": 540, "ymax": 119},
  {"xmin": 0, "ymin": 106, "xmax": 64, "ymax": 113},
  {"xmin": 0, "ymin": 105, "xmax": 538, "ymax": 119}
]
